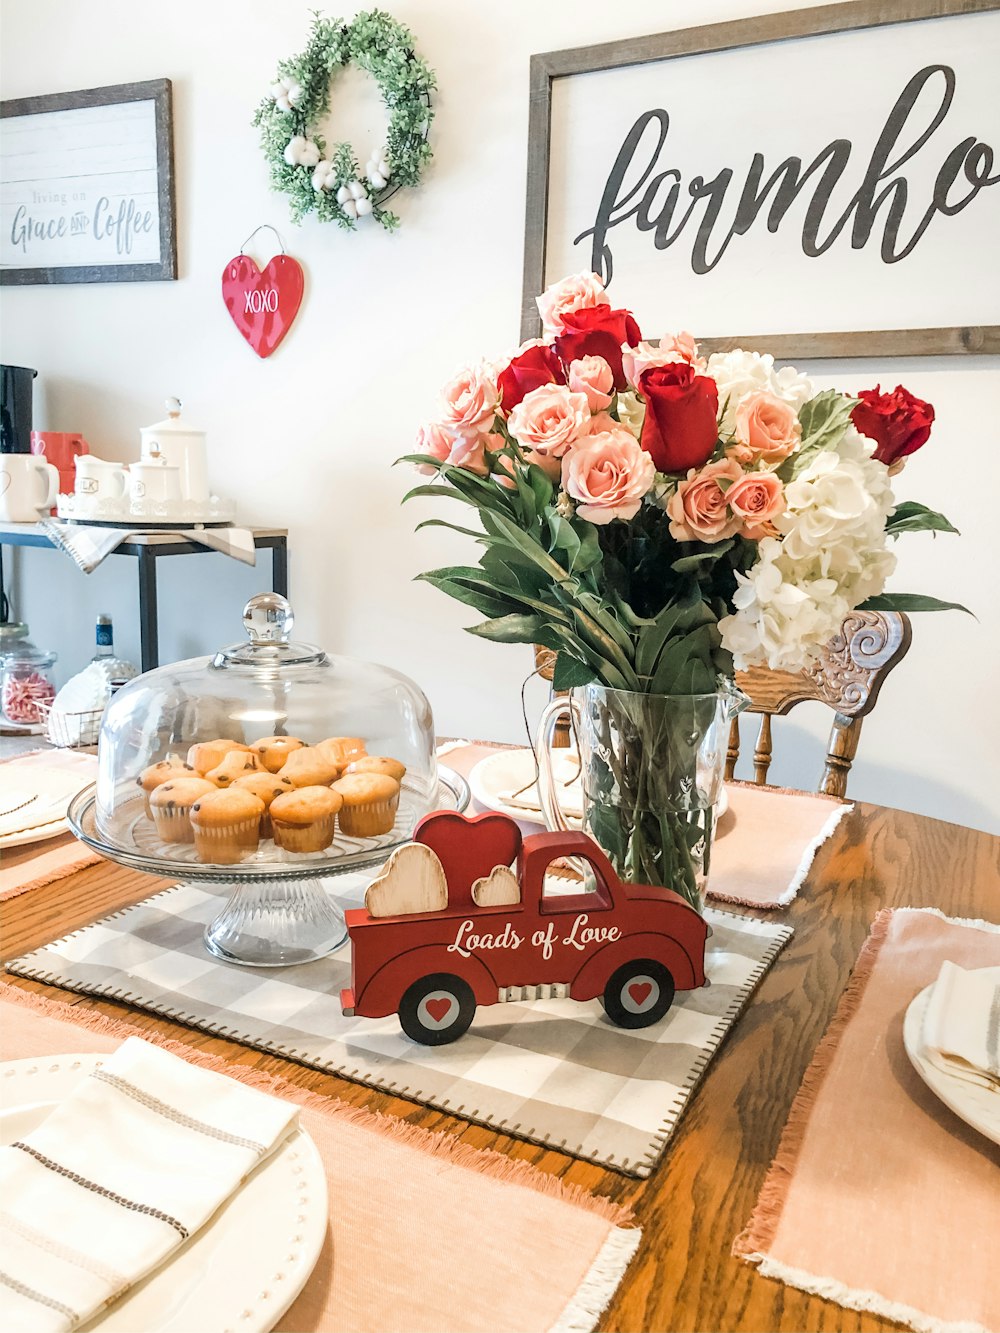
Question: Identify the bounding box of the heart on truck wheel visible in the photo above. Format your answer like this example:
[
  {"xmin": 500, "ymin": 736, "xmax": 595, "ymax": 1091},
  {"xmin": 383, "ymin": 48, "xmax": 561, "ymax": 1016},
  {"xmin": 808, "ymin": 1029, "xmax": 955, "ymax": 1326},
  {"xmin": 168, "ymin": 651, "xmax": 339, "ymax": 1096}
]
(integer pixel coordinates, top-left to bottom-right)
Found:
[
  {"xmin": 221, "ymin": 253, "xmax": 304, "ymax": 358},
  {"xmin": 628, "ymin": 982, "xmax": 653, "ymax": 1006},
  {"xmin": 425, "ymin": 998, "xmax": 453, "ymax": 1024}
]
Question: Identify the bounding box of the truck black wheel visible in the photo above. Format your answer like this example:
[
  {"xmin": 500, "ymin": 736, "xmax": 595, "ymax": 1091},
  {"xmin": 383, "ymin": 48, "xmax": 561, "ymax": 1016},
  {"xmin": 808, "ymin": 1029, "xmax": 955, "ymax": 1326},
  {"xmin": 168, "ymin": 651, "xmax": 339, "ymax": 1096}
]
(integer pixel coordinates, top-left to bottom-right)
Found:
[
  {"xmin": 398, "ymin": 973, "xmax": 476, "ymax": 1046},
  {"xmin": 600, "ymin": 959, "xmax": 675, "ymax": 1029}
]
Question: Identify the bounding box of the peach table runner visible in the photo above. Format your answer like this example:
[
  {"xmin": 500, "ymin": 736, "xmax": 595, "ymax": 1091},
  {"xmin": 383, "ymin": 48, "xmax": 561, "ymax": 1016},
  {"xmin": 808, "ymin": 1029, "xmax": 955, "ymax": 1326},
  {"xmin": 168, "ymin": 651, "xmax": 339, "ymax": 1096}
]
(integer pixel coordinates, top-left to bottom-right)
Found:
[
  {"xmin": 735, "ymin": 908, "xmax": 1000, "ymax": 1333},
  {"xmin": 0, "ymin": 981, "xmax": 639, "ymax": 1333},
  {"xmin": 443, "ymin": 743, "xmax": 851, "ymax": 909}
]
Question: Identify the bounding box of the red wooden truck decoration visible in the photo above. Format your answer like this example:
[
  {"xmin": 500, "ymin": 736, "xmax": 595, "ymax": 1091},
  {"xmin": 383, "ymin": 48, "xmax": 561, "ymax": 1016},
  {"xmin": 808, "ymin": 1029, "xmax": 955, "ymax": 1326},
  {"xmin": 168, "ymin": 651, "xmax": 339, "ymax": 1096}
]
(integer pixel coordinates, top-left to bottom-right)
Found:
[{"xmin": 340, "ymin": 810, "xmax": 708, "ymax": 1045}]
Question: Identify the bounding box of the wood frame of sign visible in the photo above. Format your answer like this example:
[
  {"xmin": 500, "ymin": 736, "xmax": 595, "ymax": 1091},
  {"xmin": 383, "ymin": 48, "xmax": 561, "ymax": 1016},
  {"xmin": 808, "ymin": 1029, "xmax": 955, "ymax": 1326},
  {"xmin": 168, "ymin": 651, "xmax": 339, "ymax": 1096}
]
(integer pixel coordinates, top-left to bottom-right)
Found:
[
  {"xmin": 520, "ymin": 0, "xmax": 1000, "ymax": 357},
  {"xmin": 0, "ymin": 79, "xmax": 177, "ymax": 286}
]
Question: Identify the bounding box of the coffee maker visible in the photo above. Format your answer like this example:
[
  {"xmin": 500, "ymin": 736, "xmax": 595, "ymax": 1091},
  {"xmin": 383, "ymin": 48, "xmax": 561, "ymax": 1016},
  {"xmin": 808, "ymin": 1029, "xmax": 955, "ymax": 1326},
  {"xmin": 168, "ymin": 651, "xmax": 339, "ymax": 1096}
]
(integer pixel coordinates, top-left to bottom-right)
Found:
[
  {"xmin": 0, "ymin": 365, "xmax": 38, "ymax": 624},
  {"xmin": 1, "ymin": 364, "xmax": 37, "ymax": 455}
]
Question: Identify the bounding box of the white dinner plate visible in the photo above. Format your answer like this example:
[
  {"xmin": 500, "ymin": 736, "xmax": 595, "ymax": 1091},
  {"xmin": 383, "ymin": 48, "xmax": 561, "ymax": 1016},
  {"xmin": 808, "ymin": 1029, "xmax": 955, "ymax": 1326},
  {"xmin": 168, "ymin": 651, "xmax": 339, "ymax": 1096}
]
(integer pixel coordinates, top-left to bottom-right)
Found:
[
  {"xmin": 902, "ymin": 985, "xmax": 1000, "ymax": 1147},
  {"xmin": 0, "ymin": 818, "xmax": 68, "ymax": 849},
  {"xmin": 0, "ymin": 1054, "xmax": 329, "ymax": 1332},
  {"xmin": 469, "ymin": 747, "xmax": 729, "ymax": 828}
]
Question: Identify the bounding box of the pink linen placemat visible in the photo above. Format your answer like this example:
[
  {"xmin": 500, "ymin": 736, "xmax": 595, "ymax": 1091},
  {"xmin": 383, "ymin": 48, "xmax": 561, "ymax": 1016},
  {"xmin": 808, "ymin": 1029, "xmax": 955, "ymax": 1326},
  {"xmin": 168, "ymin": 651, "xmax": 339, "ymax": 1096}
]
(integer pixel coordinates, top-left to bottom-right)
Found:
[
  {"xmin": 0, "ymin": 833, "xmax": 101, "ymax": 900},
  {"xmin": 710, "ymin": 781, "xmax": 852, "ymax": 909},
  {"xmin": 0, "ymin": 981, "xmax": 640, "ymax": 1333},
  {"xmin": 443, "ymin": 742, "xmax": 851, "ymax": 909},
  {"xmin": 734, "ymin": 907, "xmax": 1000, "ymax": 1333}
]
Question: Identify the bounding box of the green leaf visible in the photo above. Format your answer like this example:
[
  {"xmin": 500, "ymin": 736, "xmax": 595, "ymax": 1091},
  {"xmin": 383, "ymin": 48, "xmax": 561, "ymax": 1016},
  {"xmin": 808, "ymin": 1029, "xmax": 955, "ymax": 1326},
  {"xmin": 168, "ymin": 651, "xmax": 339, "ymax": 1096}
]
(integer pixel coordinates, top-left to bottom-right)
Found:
[
  {"xmin": 859, "ymin": 593, "xmax": 974, "ymax": 616},
  {"xmin": 670, "ymin": 540, "xmax": 735, "ymax": 575},
  {"xmin": 553, "ymin": 651, "xmax": 597, "ymax": 690},
  {"xmin": 466, "ymin": 614, "xmax": 552, "ymax": 644},
  {"xmin": 415, "ymin": 518, "xmax": 484, "ymax": 540},
  {"xmin": 885, "ymin": 501, "xmax": 960, "ymax": 538},
  {"xmin": 403, "ymin": 483, "xmax": 479, "ymax": 508},
  {"xmin": 781, "ymin": 390, "xmax": 857, "ymax": 479}
]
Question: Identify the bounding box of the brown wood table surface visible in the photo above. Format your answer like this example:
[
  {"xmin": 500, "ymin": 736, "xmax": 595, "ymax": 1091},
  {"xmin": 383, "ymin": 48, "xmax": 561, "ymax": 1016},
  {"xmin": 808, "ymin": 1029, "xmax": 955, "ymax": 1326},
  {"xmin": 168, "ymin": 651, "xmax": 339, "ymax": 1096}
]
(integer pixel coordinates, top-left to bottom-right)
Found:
[{"xmin": 2, "ymin": 802, "xmax": 998, "ymax": 1333}]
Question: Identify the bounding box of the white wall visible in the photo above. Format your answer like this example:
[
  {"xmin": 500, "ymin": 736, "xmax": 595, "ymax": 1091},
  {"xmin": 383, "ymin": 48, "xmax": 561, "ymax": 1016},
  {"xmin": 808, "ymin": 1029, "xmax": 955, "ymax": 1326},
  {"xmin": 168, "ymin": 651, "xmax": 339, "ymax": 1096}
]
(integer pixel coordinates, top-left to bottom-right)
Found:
[{"xmin": 1, "ymin": 0, "xmax": 997, "ymax": 833}]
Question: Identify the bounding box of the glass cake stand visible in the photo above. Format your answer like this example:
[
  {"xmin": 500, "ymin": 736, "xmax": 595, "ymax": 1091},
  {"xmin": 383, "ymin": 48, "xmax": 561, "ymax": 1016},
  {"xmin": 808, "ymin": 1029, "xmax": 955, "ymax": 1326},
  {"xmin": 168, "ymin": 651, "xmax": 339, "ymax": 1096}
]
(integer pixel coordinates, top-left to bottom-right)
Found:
[{"xmin": 67, "ymin": 767, "xmax": 469, "ymax": 968}]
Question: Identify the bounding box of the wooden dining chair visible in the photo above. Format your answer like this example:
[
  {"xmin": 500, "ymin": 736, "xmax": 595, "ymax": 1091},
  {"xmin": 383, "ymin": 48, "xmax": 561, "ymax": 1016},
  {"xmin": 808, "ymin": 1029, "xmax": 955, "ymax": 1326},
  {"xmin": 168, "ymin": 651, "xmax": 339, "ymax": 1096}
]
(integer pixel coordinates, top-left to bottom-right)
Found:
[{"xmin": 725, "ymin": 609, "xmax": 912, "ymax": 798}]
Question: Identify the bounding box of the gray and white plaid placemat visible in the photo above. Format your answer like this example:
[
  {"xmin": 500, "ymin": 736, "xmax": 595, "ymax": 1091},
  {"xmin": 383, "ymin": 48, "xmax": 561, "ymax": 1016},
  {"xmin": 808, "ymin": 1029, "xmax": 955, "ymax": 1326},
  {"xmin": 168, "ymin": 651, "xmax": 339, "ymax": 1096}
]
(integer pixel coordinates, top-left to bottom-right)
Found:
[{"xmin": 7, "ymin": 878, "xmax": 791, "ymax": 1177}]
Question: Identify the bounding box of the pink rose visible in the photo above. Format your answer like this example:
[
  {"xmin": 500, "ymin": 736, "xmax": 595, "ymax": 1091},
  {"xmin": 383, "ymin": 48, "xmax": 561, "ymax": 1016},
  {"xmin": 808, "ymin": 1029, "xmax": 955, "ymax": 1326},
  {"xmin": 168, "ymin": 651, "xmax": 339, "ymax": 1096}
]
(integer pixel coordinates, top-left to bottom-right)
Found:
[
  {"xmin": 621, "ymin": 332, "xmax": 704, "ymax": 388},
  {"xmin": 535, "ymin": 272, "xmax": 609, "ymax": 336},
  {"xmin": 562, "ymin": 426, "xmax": 655, "ymax": 525},
  {"xmin": 414, "ymin": 421, "xmax": 455, "ymax": 475},
  {"xmin": 507, "ymin": 383, "xmax": 591, "ymax": 458},
  {"xmin": 567, "ymin": 356, "xmax": 614, "ymax": 412},
  {"xmin": 726, "ymin": 471, "xmax": 785, "ymax": 540},
  {"xmin": 447, "ymin": 432, "xmax": 490, "ymax": 476},
  {"xmin": 667, "ymin": 459, "xmax": 743, "ymax": 543},
  {"xmin": 731, "ymin": 392, "xmax": 801, "ymax": 466},
  {"xmin": 439, "ymin": 360, "xmax": 500, "ymax": 436}
]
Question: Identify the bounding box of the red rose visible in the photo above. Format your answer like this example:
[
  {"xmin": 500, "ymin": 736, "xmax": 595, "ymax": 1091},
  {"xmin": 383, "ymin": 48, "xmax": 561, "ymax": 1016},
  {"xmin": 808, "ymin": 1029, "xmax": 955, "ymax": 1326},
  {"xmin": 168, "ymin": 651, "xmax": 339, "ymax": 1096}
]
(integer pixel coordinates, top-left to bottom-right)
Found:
[
  {"xmin": 554, "ymin": 306, "xmax": 641, "ymax": 391},
  {"xmin": 638, "ymin": 363, "xmax": 720, "ymax": 473},
  {"xmin": 852, "ymin": 385, "xmax": 934, "ymax": 467},
  {"xmin": 497, "ymin": 343, "xmax": 565, "ymax": 413}
]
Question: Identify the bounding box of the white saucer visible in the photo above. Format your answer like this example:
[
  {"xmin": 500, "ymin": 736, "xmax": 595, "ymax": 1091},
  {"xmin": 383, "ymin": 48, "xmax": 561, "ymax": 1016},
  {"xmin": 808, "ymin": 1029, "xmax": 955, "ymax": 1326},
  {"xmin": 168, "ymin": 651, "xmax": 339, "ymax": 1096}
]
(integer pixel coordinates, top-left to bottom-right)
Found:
[
  {"xmin": 902, "ymin": 984, "xmax": 1000, "ymax": 1147},
  {"xmin": 0, "ymin": 1054, "xmax": 328, "ymax": 1331}
]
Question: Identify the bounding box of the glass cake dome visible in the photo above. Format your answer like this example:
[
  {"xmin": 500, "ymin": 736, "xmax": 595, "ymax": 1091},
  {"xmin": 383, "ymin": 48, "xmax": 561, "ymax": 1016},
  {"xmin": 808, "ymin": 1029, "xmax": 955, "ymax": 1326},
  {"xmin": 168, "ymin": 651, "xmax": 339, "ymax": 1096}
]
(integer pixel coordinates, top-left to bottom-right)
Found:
[
  {"xmin": 95, "ymin": 592, "xmax": 437, "ymax": 846},
  {"xmin": 68, "ymin": 593, "xmax": 467, "ymax": 969}
]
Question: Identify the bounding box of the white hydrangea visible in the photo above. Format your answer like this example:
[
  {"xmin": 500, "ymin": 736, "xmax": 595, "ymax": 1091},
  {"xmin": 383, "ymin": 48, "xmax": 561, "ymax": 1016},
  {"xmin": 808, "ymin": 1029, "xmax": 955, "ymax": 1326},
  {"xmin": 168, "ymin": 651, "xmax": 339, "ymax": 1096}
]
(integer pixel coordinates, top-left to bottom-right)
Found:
[
  {"xmin": 615, "ymin": 389, "xmax": 645, "ymax": 441},
  {"xmin": 707, "ymin": 349, "xmax": 814, "ymax": 435},
  {"xmin": 719, "ymin": 426, "xmax": 897, "ymax": 670}
]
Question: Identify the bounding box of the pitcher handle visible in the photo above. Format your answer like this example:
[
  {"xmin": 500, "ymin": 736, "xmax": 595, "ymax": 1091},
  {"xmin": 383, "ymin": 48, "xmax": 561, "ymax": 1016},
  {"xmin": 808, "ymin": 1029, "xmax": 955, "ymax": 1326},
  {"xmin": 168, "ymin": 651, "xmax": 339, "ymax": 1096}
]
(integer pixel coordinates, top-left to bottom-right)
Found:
[{"xmin": 533, "ymin": 695, "xmax": 578, "ymax": 834}]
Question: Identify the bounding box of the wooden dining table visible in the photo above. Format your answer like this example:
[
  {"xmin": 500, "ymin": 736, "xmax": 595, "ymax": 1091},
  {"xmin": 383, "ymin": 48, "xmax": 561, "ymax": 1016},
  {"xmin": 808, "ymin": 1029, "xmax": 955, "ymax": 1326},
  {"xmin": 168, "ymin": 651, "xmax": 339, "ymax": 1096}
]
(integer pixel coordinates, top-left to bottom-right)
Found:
[{"xmin": 2, "ymin": 799, "xmax": 998, "ymax": 1333}]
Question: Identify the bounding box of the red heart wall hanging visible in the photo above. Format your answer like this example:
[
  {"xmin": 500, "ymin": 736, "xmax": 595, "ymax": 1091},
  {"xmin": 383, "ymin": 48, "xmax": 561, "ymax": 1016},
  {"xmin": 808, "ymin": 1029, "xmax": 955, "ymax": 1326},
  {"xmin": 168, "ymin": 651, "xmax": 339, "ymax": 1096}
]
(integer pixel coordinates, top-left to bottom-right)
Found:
[{"xmin": 221, "ymin": 252, "xmax": 304, "ymax": 359}]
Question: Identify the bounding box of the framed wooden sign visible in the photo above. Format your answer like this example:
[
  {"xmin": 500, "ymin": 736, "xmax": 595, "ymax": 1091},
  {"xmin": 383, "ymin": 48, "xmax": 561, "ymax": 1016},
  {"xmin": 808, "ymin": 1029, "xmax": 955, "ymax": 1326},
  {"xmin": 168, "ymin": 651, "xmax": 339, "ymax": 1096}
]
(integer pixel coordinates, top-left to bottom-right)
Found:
[
  {"xmin": 0, "ymin": 79, "xmax": 177, "ymax": 285},
  {"xmin": 522, "ymin": 0, "xmax": 1000, "ymax": 357}
]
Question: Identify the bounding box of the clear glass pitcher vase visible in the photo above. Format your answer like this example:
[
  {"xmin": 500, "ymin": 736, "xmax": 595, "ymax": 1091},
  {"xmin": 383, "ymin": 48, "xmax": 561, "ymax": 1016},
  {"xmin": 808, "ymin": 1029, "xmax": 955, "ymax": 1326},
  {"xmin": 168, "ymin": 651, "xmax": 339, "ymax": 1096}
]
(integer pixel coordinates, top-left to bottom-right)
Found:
[{"xmin": 535, "ymin": 684, "xmax": 746, "ymax": 913}]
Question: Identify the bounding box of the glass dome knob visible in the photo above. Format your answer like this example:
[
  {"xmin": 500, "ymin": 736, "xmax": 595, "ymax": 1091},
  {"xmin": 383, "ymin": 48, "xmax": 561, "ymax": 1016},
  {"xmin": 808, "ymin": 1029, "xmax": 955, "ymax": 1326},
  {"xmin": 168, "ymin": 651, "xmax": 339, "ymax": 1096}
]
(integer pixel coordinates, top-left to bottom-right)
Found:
[{"xmin": 243, "ymin": 593, "xmax": 294, "ymax": 644}]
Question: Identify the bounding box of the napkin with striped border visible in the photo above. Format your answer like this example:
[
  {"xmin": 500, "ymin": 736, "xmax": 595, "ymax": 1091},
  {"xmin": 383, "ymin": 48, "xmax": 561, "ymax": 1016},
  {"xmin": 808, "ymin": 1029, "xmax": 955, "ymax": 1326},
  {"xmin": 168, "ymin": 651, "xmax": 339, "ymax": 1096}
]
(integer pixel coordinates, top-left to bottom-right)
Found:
[{"xmin": 0, "ymin": 1036, "xmax": 297, "ymax": 1332}]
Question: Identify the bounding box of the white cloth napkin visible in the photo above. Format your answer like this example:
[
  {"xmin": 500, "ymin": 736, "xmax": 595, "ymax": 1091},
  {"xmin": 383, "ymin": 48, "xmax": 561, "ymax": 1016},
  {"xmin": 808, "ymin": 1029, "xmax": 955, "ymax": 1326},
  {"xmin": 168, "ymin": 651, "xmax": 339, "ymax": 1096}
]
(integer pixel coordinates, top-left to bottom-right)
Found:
[
  {"xmin": 919, "ymin": 960, "xmax": 1000, "ymax": 1094},
  {"xmin": 0, "ymin": 1037, "xmax": 298, "ymax": 1331},
  {"xmin": 39, "ymin": 520, "xmax": 257, "ymax": 574}
]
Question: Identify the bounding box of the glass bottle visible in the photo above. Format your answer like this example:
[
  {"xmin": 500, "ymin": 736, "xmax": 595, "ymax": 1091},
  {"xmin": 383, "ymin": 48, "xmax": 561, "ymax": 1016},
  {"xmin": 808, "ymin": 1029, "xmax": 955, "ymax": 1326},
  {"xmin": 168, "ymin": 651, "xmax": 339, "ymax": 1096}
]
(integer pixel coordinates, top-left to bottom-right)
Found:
[{"xmin": 91, "ymin": 615, "xmax": 138, "ymax": 692}]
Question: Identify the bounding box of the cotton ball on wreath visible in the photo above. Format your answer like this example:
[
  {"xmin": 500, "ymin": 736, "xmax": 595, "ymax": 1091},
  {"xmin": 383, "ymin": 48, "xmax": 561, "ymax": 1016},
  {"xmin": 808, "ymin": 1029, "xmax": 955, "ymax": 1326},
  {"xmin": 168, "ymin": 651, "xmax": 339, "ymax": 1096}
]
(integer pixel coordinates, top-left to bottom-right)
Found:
[
  {"xmin": 270, "ymin": 77, "xmax": 304, "ymax": 112},
  {"xmin": 336, "ymin": 180, "xmax": 372, "ymax": 220},
  {"xmin": 311, "ymin": 159, "xmax": 337, "ymax": 193},
  {"xmin": 365, "ymin": 145, "xmax": 392, "ymax": 190},
  {"xmin": 283, "ymin": 136, "xmax": 321, "ymax": 168}
]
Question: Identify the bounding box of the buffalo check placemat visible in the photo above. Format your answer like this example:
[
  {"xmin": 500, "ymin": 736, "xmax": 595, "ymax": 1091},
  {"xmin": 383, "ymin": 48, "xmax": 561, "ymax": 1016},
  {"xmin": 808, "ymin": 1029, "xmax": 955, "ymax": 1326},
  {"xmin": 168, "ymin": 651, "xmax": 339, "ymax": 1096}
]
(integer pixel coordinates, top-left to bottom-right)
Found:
[{"xmin": 6, "ymin": 879, "xmax": 791, "ymax": 1177}]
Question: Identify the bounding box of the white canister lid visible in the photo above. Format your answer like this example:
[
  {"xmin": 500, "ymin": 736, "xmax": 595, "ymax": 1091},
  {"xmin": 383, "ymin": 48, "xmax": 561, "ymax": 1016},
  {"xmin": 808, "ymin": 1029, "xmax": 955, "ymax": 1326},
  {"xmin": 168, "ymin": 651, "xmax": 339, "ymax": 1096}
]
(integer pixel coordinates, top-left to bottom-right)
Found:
[{"xmin": 141, "ymin": 397, "xmax": 205, "ymax": 436}]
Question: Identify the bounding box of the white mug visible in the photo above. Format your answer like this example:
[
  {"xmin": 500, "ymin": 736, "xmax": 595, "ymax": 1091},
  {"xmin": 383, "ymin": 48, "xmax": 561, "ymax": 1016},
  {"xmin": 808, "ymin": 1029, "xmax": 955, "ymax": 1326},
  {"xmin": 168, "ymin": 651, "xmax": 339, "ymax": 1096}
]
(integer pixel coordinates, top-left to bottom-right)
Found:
[
  {"xmin": 74, "ymin": 455, "xmax": 128, "ymax": 500},
  {"xmin": 130, "ymin": 459, "xmax": 182, "ymax": 504},
  {"xmin": 0, "ymin": 454, "xmax": 60, "ymax": 522}
]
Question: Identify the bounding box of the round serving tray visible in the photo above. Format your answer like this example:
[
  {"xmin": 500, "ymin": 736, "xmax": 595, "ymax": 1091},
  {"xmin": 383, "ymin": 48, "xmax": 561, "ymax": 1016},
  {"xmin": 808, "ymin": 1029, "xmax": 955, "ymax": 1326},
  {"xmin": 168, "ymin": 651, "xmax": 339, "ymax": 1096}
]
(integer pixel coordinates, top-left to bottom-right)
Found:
[{"xmin": 67, "ymin": 766, "xmax": 470, "ymax": 884}]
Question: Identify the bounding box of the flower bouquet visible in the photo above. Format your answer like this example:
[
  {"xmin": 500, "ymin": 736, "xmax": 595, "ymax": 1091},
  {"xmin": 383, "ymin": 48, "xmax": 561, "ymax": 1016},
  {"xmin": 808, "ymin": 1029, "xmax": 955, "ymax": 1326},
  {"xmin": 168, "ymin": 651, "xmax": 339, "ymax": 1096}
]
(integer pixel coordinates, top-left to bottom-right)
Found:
[{"xmin": 404, "ymin": 272, "xmax": 963, "ymax": 909}]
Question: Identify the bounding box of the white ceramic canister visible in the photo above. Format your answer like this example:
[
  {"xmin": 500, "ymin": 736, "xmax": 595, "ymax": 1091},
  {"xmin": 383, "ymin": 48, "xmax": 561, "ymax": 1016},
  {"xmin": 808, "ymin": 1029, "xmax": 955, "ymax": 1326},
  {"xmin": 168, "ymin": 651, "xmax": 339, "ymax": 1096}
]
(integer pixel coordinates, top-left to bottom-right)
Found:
[
  {"xmin": 139, "ymin": 398, "xmax": 209, "ymax": 503},
  {"xmin": 129, "ymin": 452, "xmax": 182, "ymax": 505}
]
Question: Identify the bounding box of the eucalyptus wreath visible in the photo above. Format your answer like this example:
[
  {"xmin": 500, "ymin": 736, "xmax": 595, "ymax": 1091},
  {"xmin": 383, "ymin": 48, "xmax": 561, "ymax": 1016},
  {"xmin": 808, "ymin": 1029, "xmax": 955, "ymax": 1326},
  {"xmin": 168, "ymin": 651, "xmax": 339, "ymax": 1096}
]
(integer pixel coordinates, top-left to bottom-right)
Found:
[{"xmin": 253, "ymin": 10, "xmax": 435, "ymax": 231}]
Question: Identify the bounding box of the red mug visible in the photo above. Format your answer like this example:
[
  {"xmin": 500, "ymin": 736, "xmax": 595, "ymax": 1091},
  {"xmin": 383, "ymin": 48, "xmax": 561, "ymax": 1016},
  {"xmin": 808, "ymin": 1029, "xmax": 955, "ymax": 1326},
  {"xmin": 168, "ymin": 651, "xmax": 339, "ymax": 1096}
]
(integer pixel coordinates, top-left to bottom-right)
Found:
[{"xmin": 31, "ymin": 432, "xmax": 89, "ymax": 510}]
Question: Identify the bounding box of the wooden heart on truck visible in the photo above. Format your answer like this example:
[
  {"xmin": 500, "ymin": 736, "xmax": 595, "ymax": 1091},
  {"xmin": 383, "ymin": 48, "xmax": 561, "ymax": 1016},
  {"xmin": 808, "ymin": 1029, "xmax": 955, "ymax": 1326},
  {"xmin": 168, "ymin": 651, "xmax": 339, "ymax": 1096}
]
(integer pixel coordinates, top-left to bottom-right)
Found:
[{"xmin": 414, "ymin": 810, "xmax": 522, "ymax": 910}]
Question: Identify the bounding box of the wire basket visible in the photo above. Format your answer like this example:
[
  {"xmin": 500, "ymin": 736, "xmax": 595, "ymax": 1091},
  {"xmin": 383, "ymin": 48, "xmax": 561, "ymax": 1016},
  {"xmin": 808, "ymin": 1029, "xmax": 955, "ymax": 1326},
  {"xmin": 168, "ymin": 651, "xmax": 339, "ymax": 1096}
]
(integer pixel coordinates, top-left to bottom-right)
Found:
[{"xmin": 36, "ymin": 700, "xmax": 104, "ymax": 748}]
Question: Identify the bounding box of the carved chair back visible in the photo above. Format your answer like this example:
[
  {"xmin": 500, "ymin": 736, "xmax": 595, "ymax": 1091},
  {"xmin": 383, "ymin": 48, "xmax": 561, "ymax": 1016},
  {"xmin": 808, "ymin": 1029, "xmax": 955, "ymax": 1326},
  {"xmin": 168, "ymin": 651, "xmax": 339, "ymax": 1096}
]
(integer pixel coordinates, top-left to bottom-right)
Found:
[{"xmin": 725, "ymin": 610, "xmax": 911, "ymax": 798}]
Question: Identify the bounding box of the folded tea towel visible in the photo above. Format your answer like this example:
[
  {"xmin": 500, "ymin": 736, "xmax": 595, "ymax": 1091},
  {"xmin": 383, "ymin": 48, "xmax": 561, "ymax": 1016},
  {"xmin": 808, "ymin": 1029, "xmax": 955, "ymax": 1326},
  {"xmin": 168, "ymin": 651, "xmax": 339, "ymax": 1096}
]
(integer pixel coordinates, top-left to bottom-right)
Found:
[
  {"xmin": 0, "ymin": 1037, "xmax": 298, "ymax": 1331},
  {"xmin": 920, "ymin": 960, "xmax": 1000, "ymax": 1094},
  {"xmin": 39, "ymin": 520, "xmax": 256, "ymax": 573}
]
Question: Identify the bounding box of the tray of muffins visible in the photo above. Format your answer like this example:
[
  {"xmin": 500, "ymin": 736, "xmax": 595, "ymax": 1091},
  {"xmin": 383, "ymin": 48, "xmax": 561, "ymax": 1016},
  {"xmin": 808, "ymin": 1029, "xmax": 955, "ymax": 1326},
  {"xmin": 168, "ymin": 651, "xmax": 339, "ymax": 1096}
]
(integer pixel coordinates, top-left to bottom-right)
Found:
[{"xmin": 68, "ymin": 735, "xmax": 469, "ymax": 881}]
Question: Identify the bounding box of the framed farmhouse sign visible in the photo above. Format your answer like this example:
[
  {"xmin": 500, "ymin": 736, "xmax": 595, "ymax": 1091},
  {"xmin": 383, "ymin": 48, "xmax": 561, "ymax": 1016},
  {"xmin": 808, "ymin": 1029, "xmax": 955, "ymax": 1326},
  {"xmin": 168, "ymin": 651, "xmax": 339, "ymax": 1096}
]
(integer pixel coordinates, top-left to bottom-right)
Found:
[
  {"xmin": 522, "ymin": 0, "xmax": 1000, "ymax": 357},
  {"xmin": 0, "ymin": 79, "xmax": 176, "ymax": 285}
]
